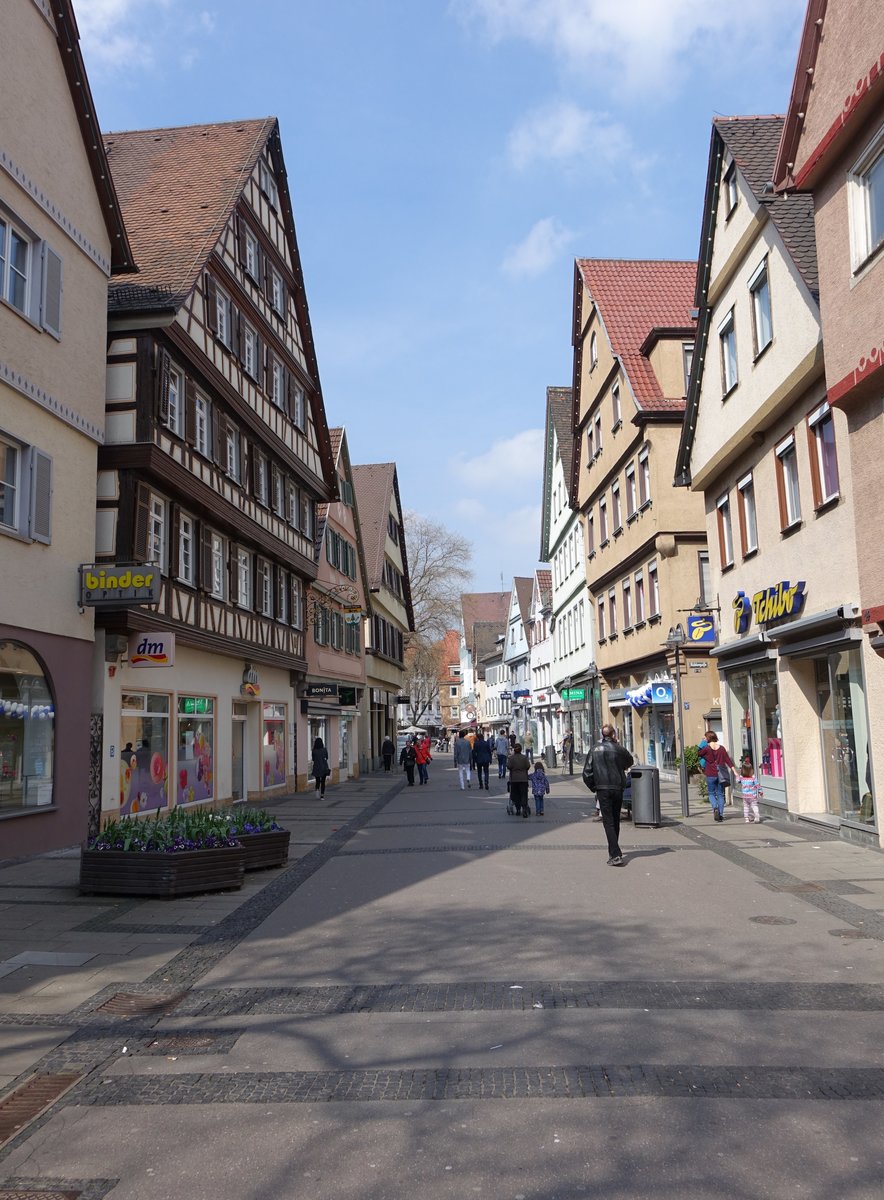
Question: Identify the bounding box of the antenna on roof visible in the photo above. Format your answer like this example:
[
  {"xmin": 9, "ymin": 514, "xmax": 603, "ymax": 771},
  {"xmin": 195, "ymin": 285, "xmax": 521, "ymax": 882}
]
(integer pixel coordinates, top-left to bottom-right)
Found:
[{"xmin": 500, "ymin": 573, "xmax": 504, "ymax": 591}]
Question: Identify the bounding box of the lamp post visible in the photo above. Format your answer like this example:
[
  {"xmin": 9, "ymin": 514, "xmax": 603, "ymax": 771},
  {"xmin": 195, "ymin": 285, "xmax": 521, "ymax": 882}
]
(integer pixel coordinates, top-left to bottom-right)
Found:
[{"xmin": 665, "ymin": 623, "xmax": 690, "ymax": 817}]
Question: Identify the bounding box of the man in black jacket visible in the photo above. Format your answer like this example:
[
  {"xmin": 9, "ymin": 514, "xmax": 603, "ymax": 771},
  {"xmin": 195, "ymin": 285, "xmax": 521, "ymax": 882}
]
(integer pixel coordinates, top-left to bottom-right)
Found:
[{"xmin": 590, "ymin": 724, "xmax": 634, "ymax": 865}]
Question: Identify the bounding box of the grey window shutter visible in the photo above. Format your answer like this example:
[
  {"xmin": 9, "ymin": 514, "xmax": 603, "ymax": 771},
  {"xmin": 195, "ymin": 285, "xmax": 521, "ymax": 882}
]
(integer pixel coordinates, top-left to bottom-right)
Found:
[
  {"xmin": 29, "ymin": 449, "xmax": 53, "ymax": 543},
  {"xmin": 206, "ymin": 274, "xmax": 218, "ymax": 333},
  {"xmin": 157, "ymin": 347, "xmax": 171, "ymax": 422},
  {"xmin": 41, "ymin": 244, "xmax": 63, "ymax": 338},
  {"xmin": 132, "ymin": 482, "xmax": 151, "ymax": 559}
]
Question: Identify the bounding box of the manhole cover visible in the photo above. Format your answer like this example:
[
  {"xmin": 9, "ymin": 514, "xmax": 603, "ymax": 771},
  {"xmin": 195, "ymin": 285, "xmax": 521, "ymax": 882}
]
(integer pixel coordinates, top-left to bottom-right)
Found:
[
  {"xmin": 0, "ymin": 1073, "xmax": 82, "ymax": 1148},
  {"xmin": 750, "ymin": 915, "xmax": 797, "ymax": 925},
  {"xmin": 145, "ymin": 1033, "xmax": 218, "ymax": 1053},
  {"xmin": 96, "ymin": 991, "xmax": 185, "ymax": 1017},
  {"xmin": 829, "ymin": 928, "xmax": 875, "ymax": 939}
]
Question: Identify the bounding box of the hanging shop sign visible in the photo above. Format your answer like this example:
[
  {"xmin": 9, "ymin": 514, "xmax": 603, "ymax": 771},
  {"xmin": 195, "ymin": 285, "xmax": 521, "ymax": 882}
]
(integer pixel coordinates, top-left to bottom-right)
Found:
[
  {"xmin": 561, "ymin": 688, "xmax": 586, "ymax": 701},
  {"xmin": 733, "ymin": 581, "xmax": 807, "ymax": 635},
  {"xmin": 513, "ymin": 689, "xmax": 531, "ymax": 699},
  {"xmin": 305, "ymin": 683, "xmax": 338, "ymax": 700},
  {"xmin": 128, "ymin": 632, "xmax": 174, "ymax": 667},
  {"xmin": 686, "ymin": 614, "xmax": 716, "ymax": 644},
  {"xmin": 79, "ymin": 563, "xmax": 160, "ymax": 607},
  {"xmin": 499, "ymin": 691, "xmax": 513, "ymax": 701},
  {"xmin": 627, "ymin": 679, "xmax": 673, "ymax": 710},
  {"xmin": 338, "ymin": 687, "xmax": 357, "ymax": 706},
  {"xmin": 241, "ymin": 665, "xmax": 261, "ymax": 698}
]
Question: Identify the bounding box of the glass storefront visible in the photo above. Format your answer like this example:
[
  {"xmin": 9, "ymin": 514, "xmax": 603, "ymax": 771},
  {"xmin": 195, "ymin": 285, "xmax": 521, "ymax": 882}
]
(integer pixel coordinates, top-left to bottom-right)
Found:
[
  {"xmin": 725, "ymin": 661, "xmax": 786, "ymax": 803},
  {"xmin": 641, "ymin": 705, "xmax": 675, "ymax": 771},
  {"xmin": 262, "ymin": 703, "xmax": 287, "ymax": 788},
  {"xmin": 0, "ymin": 641, "xmax": 54, "ymax": 811},
  {"xmin": 120, "ymin": 692, "xmax": 170, "ymax": 815},
  {"xmin": 176, "ymin": 696, "xmax": 215, "ymax": 806},
  {"xmin": 814, "ymin": 647, "xmax": 874, "ymax": 825}
]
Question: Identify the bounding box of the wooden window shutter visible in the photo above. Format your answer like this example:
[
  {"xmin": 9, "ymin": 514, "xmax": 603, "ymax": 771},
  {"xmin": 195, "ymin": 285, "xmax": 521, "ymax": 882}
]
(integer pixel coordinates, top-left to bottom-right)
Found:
[
  {"xmin": 255, "ymin": 334, "xmax": 264, "ymax": 388},
  {"xmin": 774, "ymin": 452, "xmax": 788, "ymax": 530},
  {"xmin": 41, "ymin": 243, "xmax": 63, "ymax": 338},
  {"xmin": 213, "ymin": 409, "xmax": 225, "ymax": 465},
  {"xmin": 29, "ymin": 449, "xmax": 53, "ymax": 544},
  {"xmin": 737, "ymin": 487, "xmax": 747, "ymax": 558},
  {"xmin": 200, "ymin": 525, "xmax": 213, "ymax": 592},
  {"xmin": 156, "ymin": 347, "xmax": 171, "ymax": 422},
  {"xmin": 184, "ymin": 376, "xmax": 197, "ymax": 445},
  {"xmin": 240, "ymin": 436, "xmax": 250, "ymax": 490},
  {"xmin": 286, "ymin": 371, "xmax": 296, "ymax": 421},
  {"xmin": 234, "ymin": 305, "xmax": 244, "ymax": 361},
  {"xmin": 806, "ymin": 417, "xmax": 822, "ymax": 509},
  {"xmin": 133, "ymin": 482, "xmax": 152, "ymax": 560},
  {"xmin": 206, "ymin": 275, "xmax": 218, "ymax": 333},
  {"xmin": 263, "ymin": 253, "xmax": 272, "ymax": 301}
]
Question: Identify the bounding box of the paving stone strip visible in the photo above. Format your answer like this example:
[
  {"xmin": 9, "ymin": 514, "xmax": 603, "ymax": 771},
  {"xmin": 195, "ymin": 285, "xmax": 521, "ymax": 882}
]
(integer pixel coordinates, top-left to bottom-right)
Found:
[
  {"xmin": 0, "ymin": 1179, "xmax": 118, "ymax": 1199},
  {"xmin": 674, "ymin": 823, "xmax": 884, "ymax": 940},
  {"xmin": 71, "ymin": 1064, "xmax": 884, "ymax": 1105}
]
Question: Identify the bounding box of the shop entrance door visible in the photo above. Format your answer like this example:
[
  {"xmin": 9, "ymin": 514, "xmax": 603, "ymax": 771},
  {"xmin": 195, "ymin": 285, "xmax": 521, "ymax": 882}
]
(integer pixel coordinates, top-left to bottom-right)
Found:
[{"xmin": 231, "ymin": 714, "xmax": 246, "ymax": 801}]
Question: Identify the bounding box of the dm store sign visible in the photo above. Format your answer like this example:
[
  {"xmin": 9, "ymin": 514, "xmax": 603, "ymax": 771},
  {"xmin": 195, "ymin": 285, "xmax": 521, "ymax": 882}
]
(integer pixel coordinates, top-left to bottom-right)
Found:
[{"xmin": 128, "ymin": 633, "xmax": 175, "ymax": 667}]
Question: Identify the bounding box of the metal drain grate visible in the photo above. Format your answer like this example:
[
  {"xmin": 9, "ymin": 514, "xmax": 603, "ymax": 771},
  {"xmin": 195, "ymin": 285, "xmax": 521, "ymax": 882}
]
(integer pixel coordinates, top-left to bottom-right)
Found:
[
  {"xmin": 0, "ymin": 1073, "xmax": 82, "ymax": 1148},
  {"xmin": 750, "ymin": 915, "xmax": 797, "ymax": 925},
  {"xmin": 96, "ymin": 992, "xmax": 186, "ymax": 1017}
]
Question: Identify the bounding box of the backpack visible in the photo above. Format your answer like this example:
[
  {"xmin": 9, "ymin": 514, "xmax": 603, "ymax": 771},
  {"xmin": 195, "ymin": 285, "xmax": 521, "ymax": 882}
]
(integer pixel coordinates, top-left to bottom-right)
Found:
[{"xmin": 582, "ymin": 754, "xmax": 596, "ymax": 793}]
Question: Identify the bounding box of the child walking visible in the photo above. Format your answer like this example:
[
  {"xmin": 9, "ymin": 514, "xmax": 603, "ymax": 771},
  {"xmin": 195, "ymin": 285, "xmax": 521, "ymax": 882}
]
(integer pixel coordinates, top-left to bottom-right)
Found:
[
  {"xmin": 529, "ymin": 761, "xmax": 550, "ymax": 816},
  {"xmin": 740, "ymin": 763, "xmax": 762, "ymax": 823}
]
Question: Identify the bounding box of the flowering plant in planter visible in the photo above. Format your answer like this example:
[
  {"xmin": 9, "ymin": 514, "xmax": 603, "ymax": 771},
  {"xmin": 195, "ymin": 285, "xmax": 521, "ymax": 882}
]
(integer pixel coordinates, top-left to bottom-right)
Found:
[
  {"xmin": 217, "ymin": 807, "xmax": 283, "ymax": 836},
  {"xmin": 88, "ymin": 808, "xmax": 241, "ymax": 853}
]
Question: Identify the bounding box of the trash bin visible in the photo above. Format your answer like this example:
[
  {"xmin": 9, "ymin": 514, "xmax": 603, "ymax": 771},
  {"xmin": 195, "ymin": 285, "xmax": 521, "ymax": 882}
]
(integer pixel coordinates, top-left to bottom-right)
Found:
[
  {"xmin": 544, "ymin": 744, "xmax": 557, "ymax": 769},
  {"xmin": 630, "ymin": 764, "xmax": 661, "ymax": 827}
]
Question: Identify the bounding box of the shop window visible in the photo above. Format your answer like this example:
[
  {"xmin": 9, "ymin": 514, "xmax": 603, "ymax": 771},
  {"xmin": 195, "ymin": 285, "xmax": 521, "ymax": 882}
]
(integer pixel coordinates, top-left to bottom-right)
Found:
[
  {"xmin": 0, "ymin": 641, "xmax": 55, "ymax": 812},
  {"xmin": 263, "ymin": 703, "xmax": 286, "ymax": 787},
  {"xmin": 726, "ymin": 664, "xmax": 785, "ymax": 804},
  {"xmin": 176, "ymin": 696, "xmax": 214, "ymax": 806},
  {"xmin": 119, "ymin": 692, "xmax": 170, "ymax": 815},
  {"xmin": 815, "ymin": 649, "xmax": 874, "ymax": 825}
]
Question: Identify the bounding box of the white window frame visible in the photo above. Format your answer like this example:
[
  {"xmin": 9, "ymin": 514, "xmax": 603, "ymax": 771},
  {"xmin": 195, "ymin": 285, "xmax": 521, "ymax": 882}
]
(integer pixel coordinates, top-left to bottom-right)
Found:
[
  {"xmin": 682, "ymin": 341, "xmax": 694, "ymax": 396},
  {"xmin": 148, "ymin": 493, "xmax": 167, "ymax": 572},
  {"xmin": 271, "ymin": 359, "xmax": 285, "ymax": 408},
  {"xmin": 724, "ymin": 160, "xmax": 738, "ymax": 215},
  {"xmin": 737, "ymin": 472, "xmax": 758, "ymax": 556},
  {"xmin": 749, "ymin": 258, "xmax": 772, "ymax": 355},
  {"xmin": 608, "ymin": 590, "xmax": 618, "ymax": 636},
  {"xmin": 226, "ymin": 426, "xmax": 241, "ymax": 482},
  {"xmin": 634, "ymin": 571, "xmax": 645, "ymax": 623},
  {"xmin": 194, "ymin": 393, "xmax": 210, "ymax": 457},
  {"xmin": 622, "ymin": 578, "xmax": 632, "ymax": 627},
  {"xmin": 245, "ymin": 229, "xmax": 260, "ymax": 281},
  {"xmin": 598, "ymin": 597, "xmax": 606, "ymax": 641},
  {"xmin": 0, "ymin": 438, "xmax": 21, "ymax": 534},
  {"xmin": 625, "ymin": 463, "xmax": 637, "ymax": 517},
  {"xmin": 243, "ymin": 323, "xmax": 259, "ymax": 379},
  {"xmin": 236, "ymin": 548, "xmax": 252, "ymax": 608},
  {"xmin": 716, "ymin": 492, "xmax": 734, "ymax": 568},
  {"xmin": 258, "ymin": 559, "xmax": 273, "ymax": 616},
  {"xmin": 776, "ymin": 434, "xmax": 802, "ymax": 528},
  {"xmin": 0, "ymin": 210, "xmax": 63, "ymax": 335},
  {"xmin": 599, "ymin": 496, "xmax": 608, "ymax": 544},
  {"xmin": 594, "ymin": 412, "xmax": 602, "ymax": 456},
  {"xmin": 612, "ymin": 481, "xmax": 622, "ymax": 532},
  {"xmin": 259, "ymin": 159, "xmax": 279, "ymax": 209},
  {"xmin": 648, "ymin": 560, "xmax": 660, "ymax": 616},
  {"xmin": 291, "ymin": 575, "xmax": 304, "ymax": 629},
  {"xmin": 590, "ymin": 330, "xmax": 598, "ymax": 370},
  {"xmin": 848, "ymin": 123, "xmax": 884, "ymax": 272},
  {"xmin": 291, "ymin": 382, "xmax": 306, "ymax": 430},
  {"xmin": 276, "ymin": 568, "xmax": 289, "ymax": 624},
  {"xmin": 287, "ymin": 480, "xmax": 300, "ymax": 528},
  {"xmin": 271, "ymin": 268, "xmax": 285, "ymax": 314},
  {"xmin": 166, "ymin": 366, "xmax": 183, "ymax": 437},
  {"xmin": 611, "ymin": 381, "xmax": 621, "ymax": 428},
  {"xmin": 255, "ymin": 454, "xmax": 269, "ymax": 506},
  {"xmin": 215, "ymin": 285, "xmax": 232, "ymax": 347},
  {"xmin": 718, "ymin": 308, "xmax": 738, "ymax": 395},
  {"xmin": 808, "ymin": 400, "xmax": 840, "ymax": 505},
  {"xmin": 178, "ymin": 511, "xmax": 195, "ymax": 585},
  {"xmin": 210, "ymin": 532, "xmax": 226, "ymax": 600},
  {"xmin": 639, "ymin": 448, "xmax": 651, "ymax": 506}
]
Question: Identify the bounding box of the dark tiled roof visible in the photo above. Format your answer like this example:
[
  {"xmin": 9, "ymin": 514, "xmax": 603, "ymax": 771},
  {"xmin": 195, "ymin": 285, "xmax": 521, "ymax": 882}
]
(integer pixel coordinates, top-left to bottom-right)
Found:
[
  {"xmin": 575, "ymin": 259, "xmax": 697, "ymax": 411},
  {"xmin": 715, "ymin": 116, "xmax": 819, "ymax": 302},
  {"xmin": 547, "ymin": 386, "xmax": 574, "ymax": 478},
  {"xmin": 472, "ymin": 622, "xmax": 504, "ymax": 677},
  {"xmin": 514, "ymin": 577, "xmax": 534, "ymax": 625},
  {"xmin": 536, "ymin": 569, "xmax": 552, "ymax": 609},
  {"xmin": 104, "ymin": 118, "xmax": 275, "ymax": 311}
]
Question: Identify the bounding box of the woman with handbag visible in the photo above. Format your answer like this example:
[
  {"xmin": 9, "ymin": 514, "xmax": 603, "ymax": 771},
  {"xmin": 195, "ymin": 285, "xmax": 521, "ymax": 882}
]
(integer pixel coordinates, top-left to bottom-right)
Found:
[{"xmin": 700, "ymin": 730, "xmax": 735, "ymax": 822}]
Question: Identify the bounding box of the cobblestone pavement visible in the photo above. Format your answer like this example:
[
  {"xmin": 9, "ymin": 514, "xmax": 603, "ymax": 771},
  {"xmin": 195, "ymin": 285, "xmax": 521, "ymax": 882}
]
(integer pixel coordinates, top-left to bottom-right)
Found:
[{"xmin": 1, "ymin": 769, "xmax": 884, "ymax": 1198}]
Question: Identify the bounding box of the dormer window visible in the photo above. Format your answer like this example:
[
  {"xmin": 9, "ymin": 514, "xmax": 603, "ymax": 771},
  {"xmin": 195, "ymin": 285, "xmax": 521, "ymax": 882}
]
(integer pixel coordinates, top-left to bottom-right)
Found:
[
  {"xmin": 259, "ymin": 159, "xmax": 279, "ymax": 209},
  {"xmin": 724, "ymin": 161, "xmax": 738, "ymax": 216},
  {"xmin": 590, "ymin": 331, "xmax": 598, "ymax": 370}
]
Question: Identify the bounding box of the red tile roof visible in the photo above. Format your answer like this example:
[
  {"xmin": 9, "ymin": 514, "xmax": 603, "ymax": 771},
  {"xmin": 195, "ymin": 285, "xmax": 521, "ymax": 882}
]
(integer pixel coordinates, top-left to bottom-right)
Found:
[
  {"xmin": 536, "ymin": 570, "xmax": 552, "ymax": 609},
  {"xmin": 104, "ymin": 118, "xmax": 276, "ymax": 309},
  {"xmin": 575, "ymin": 259, "xmax": 697, "ymax": 411},
  {"xmin": 461, "ymin": 593, "xmax": 510, "ymax": 640}
]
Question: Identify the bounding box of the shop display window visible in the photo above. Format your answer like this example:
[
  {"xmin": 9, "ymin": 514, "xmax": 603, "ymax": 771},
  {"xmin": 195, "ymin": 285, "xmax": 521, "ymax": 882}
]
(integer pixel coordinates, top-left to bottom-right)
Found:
[
  {"xmin": 177, "ymin": 696, "xmax": 215, "ymax": 806},
  {"xmin": 120, "ymin": 693, "xmax": 170, "ymax": 815},
  {"xmin": 815, "ymin": 649, "xmax": 874, "ymax": 826},
  {"xmin": 726, "ymin": 664, "xmax": 786, "ymax": 802},
  {"xmin": 0, "ymin": 641, "xmax": 54, "ymax": 812},
  {"xmin": 263, "ymin": 703, "xmax": 287, "ymax": 787}
]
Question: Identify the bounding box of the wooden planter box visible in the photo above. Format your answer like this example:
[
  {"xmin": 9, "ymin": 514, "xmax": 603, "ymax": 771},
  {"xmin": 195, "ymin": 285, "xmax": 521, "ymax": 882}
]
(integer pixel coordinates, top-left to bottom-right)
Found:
[
  {"xmin": 80, "ymin": 844, "xmax": 246, "ymax": 898},
  {"xmin": 237, "ymin": 828, "xmax": 291, "ymax": 871}
]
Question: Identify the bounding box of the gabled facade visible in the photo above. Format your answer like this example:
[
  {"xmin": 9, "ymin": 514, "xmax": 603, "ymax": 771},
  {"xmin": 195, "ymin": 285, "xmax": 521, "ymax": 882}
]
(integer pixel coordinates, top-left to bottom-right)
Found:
[
  {"xmin": 527, "ymin": 569, "xmax": 555, "ymax": 759},
  {"xmin": 571, "ymin": 259, "xmax": 717, "ymax": 772},
  {"xmin": 96, "ymin": 118, "xmax": 335, "ymax": 817},
  {"xmin": 677, "ymin": 116, "xmax": 870, "ymax": 826},
  {"xmin": 459, "ymin": 592, "xmax": 510, "ymax": 718},
  {"xmin": 437, "ymin": 628, "xmax": 462, "ymax": 730},
  {"xmin": 503, "ymin": 578, "xmax": 534, "ymax": 747},
  {"xmin": 541, "ymin": 385, "xmax": 597, "ymax": 754},
  {"xmin": 1, "ymin": 0, "xmax": 133, "ymax": 855},
  {"xmin": 304, "ymin": 428, "xmax": 370, "ymax": 784},
  {"xmin": 351, "ymin": 462, "xmax": 414, "ymax": 767},
  {"xmin": 772, "ymin": 0, "xmax": 884, "ymax": 843}
]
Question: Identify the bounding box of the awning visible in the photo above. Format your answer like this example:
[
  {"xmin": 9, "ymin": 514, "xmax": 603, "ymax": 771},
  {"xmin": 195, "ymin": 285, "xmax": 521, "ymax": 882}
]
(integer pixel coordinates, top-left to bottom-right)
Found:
[
  {"xmin": 766, "ymin": 604, "xmax": 861, "ymax": 658},
  {"xmin": 711, "ymin": 632, "xmax": 773, "ymax": 671}
]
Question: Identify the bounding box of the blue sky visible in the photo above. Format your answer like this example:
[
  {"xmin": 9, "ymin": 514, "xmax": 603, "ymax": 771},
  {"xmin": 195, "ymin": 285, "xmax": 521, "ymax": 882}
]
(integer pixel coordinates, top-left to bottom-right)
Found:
[{"xmin": 77, "ymin": 0, "xmax": 806, "ymax": 591}]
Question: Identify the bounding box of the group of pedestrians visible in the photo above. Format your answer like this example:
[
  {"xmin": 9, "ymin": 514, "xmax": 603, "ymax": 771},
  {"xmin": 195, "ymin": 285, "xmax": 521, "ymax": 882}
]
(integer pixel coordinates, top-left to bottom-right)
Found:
[{"xmin": 397, "ymin": 733, "xmax": 432, "ymax": 786}]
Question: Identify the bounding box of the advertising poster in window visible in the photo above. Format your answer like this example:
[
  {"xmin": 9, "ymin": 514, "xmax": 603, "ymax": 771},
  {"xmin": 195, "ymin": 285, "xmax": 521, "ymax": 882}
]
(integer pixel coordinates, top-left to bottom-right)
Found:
[
  {"xmin": 119, "ymin": 693, "xmax": 169, "ymax": 815},
  {"xmin": 263, "ymin": 703, "xmax": 286, "ymax": 786},
  {"xmin": 176, "ymin": 697, "xmax": 215, "ymax": 806}
]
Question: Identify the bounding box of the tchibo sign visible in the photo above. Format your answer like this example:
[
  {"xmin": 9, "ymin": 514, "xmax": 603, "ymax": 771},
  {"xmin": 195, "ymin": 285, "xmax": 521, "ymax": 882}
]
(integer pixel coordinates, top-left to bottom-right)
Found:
[
  {"xmin": 79, "ymin": 563, "xmax": 160, "ymax": 607},
  {"xmin": 128, "ymin": 632, "xmax": 175, "ymax": 667}
]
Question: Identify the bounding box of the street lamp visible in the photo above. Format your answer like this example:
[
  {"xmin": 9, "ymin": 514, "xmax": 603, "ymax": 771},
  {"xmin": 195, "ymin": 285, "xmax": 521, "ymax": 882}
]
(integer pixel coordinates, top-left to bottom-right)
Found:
[{"xmin": 665, "ymin": 623, "xmax": 690, "ymax": 818}]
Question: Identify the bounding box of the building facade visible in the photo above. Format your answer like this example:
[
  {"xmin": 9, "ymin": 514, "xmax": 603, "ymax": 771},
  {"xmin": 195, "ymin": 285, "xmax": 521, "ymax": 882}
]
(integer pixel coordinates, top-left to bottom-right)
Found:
[
  {"xmin": 503, "ymin": 578, "xmax": 534, "ymax": 751},
  {"xmin": 1, "ymin": 0, "xmax": 134, "ymax": 855},
  {"xmin": 303, "ymin": 428, "xmax": 369, "ymax": 785},
  {"xmin": 571, "ymin": 259, "xmax": 719, "ymax": 775},
  {"xmin": 351, "ymin": 463, "xmax": 414, "ymax": 768},
  {"xmin": 94, "ymin": 119, "xmax": 335, "ymax": 822}
]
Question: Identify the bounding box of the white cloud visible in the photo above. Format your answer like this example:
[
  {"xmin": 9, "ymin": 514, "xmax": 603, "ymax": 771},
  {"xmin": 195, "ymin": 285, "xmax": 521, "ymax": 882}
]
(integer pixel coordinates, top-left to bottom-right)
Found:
[
  {"xmin": 76, "ymin": 0, "xmax": 215, "ymax": 72},
  {"xmin": 507, "ymin": 102, "xmax": 631, "ymax": 171},
  {"xmin": 501, "ymin": 217, "xmax": 573, "ymax": 278},
  {"xmin": 453, "ymin": 0, "xmax": 803, "ymax": 90}
]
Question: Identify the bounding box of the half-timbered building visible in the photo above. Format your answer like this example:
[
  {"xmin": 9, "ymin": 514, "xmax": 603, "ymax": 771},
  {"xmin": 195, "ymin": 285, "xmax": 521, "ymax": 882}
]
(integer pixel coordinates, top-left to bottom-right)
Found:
[
  {"xmin": 302, "ymin": 428, "xmax": 370, "ymax": 786},
  {"xmin": 351, "ymin": 463, "xmax": 414, "ymax": 768},
  {"xmin": 95, "ymin": 118, "xmax": 336, "ymax": 818}
]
